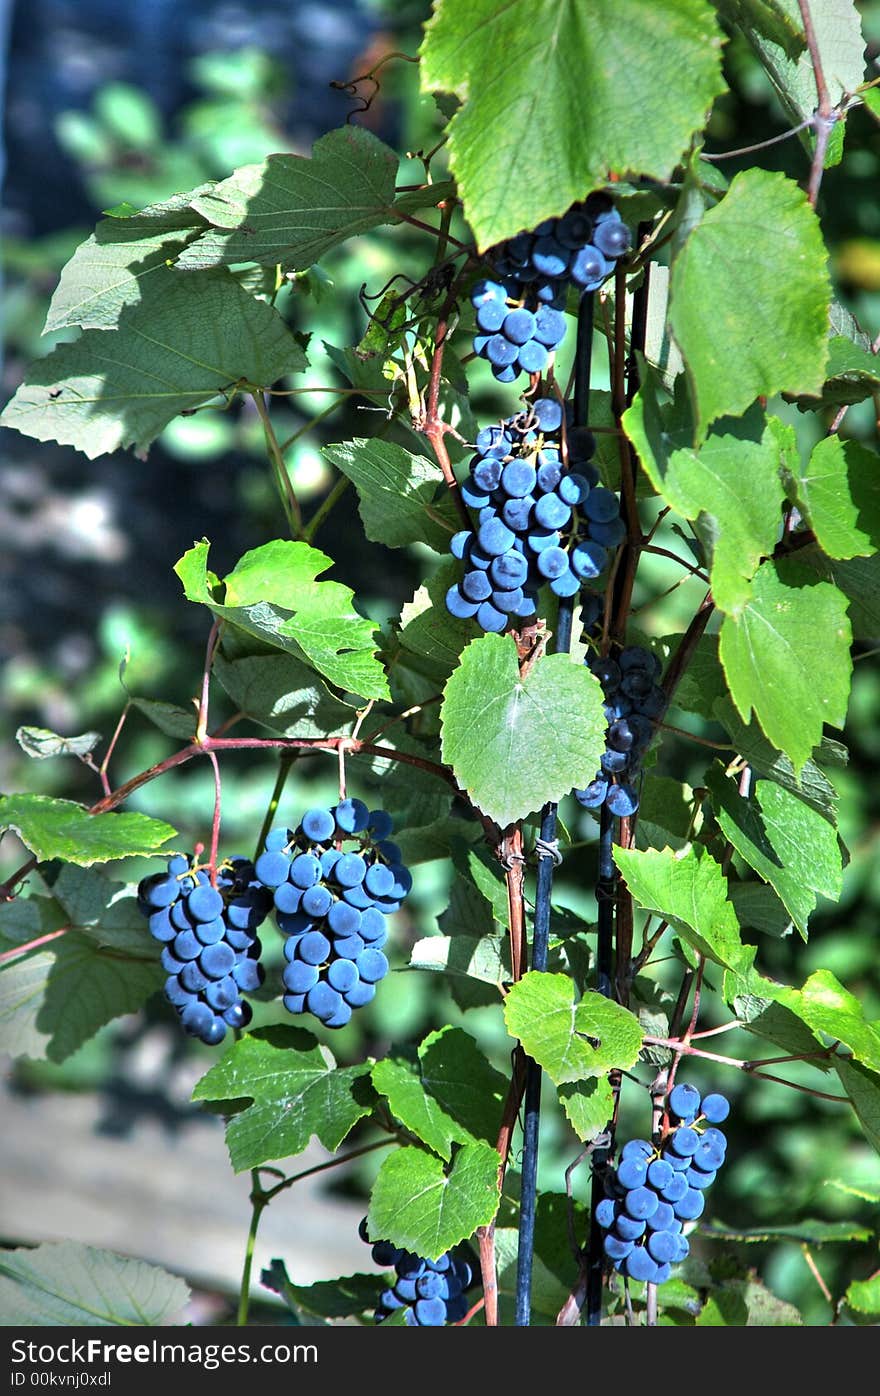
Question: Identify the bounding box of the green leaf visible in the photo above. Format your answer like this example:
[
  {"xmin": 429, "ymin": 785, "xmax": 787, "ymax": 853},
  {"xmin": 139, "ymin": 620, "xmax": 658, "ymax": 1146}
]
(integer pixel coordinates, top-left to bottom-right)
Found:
[
  {"xmin": 0, "ymin": 793, "xmax": 176, "ymax": 866},
  {"xmin": 191, "ymin": 1026, "xmax": 374, "ymax": 1171},
  {"xmin": 669, "ymin": 170, "xmax": 830, "ymax": 442},
  {"xmin": 614, "ymin": 843, "xmax": 754, "ymax": 974},
  {"xmin": 706, "ymin": 764, "xmax": 842, "ymax": 937},
  {"xmin": 712, "ymin": 697, "xmax": 839, "ymax": 821},
  {"xmin": 744, "ymin": 0, "xmax": 866, "ymax": 127},
  {"xmin": 0, "ymin": 870, "xmax": 166, "ymax": 1062},
  {"xmin": 729, "ymin": 882, "xmax": 794, "ymax": 937},
  {"xmin": 0, "ymin": 1242, "xmax": 189, "ymax": 1325},
  {"xmin": 419, "ymin": 0, "xmax": 725, "ymax": 251},
  {"xmin": 367, "ymin": 1142, "xmax": 501, "ymax": 1260},
  {"xmin": 701, "ymin": 1218, "xmax": 872, "ymax": 1244},
  {"xmin": 212, "ymin": 645, "xmax": 355, "ymax": 738},
  {"xmin": 372, "ymin": 1027, "xmax": 506, "ymax": 1159},
  {"xmin": 261, "ymin": 1258, "xmax": 380, "ymax": 1323},
  {"xmin": 665, "ymin": 632, "xmax": 728, "ymax": 719},
  {"xmin": 409, "ymin": 934, "xmax": 510, "ymax": 992},
  {"xmin": 846, "ymin": 1275, "xmax": 880, "ymax": 1315},
  {"xmin": 175, "ymin": 539, "xmax": 389, "ymax": 701},
  {"xmin": 176, "ymin": 128, "xmax": 443, "ymax": 270},
  {"xmin": 794, "ymin": 334, "xmax": 880, "ymax": 411},
  {"xmin": 698, "ymin": 1277, "xmax": 803, "ymax": 1326},
  {"xmin": 393, "ymin": 560, "xmax": 479, "ymax": 690},
  {"xmin": 129, "ymin": 698, "xmax": 197, "ymax": 740},
  {"xmin": 793, "ymin": 435, "xmax": 880, "ymax": 559},
  {"xmin": 0, "ymin": 267, "xmax": 306, "ymax": 459},
  {"xmin": 623, "ymin": 375, "xmax": 789, "ymax": 614},
  {"xmin": 15, "ymin": 726, "xmax": 101, "ymax": 760},
  {"xmin": 772, "ymin": 970, "xmax": 880, "ymax": 1073},
  {"xmin": 714, "ymin": 0, "xmax": 805, "ymax": 58},
  {"xmin": 44, "ymin": 190, "xmax": 210, "ymax": 333},
  {"xmin": 795, "ymin": 548, "xmax": 880, "ymax": 640},
  {"xmin": 503, "ymin": 973, "xmax": 643, "ymax": 1085},
  {"xmin": 718, "ymin": 558, "xmax": 852, "ymax": 773},
  {"xmin": 559, "ymin": 1077, "xmax": 614, "ymax": 1143},
  {"xmin": 634, "ymin": 776, "xmax": 698, "ymax": 852},
  {"xmin": 322, "ymin": 439, "xmax": 454, "ymax": 551},
  {"xmin": 451, "ymin": 841, "xmax": 509, "ymax": 924},
  {"xmin": 440, "ymin": 634, "xmax": 607, "ymax": 828},
  {"xmin": 836, "ymin": 1059, "xmax": 880, "ymax": 1154}
]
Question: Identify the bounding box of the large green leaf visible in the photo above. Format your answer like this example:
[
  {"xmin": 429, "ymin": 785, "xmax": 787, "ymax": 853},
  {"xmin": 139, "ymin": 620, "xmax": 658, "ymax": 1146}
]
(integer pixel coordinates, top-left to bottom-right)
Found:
[
  {"xmin": 836, "ymin": 1059, "xmax": 880, "ymax": 1154},
  {"xmin": 623, "ymin": 375, "xmax": 790, "ymax": 614},
  {"xmin": 503, "ymin": 973, "xmax": 643, "ymax": 1085},
  {"xmin": 0, "ymin": 871, "xmax": 164, "ymax": 1063},
  {"xmin": 669, "ymin": 170, "xmax": 830, "ymax": 441},
  {"xmin": 212, "ymin": 646, "xmax": 356, "ymax": 738},
  {"xmin": 559, "ymin": 1077, "xmax": 615, "ymax": 1143},
  {"xmin": 44, "ymin": 189, "xmax": 210, "ymax": 333},
  {"xmin": 409, "ymin": 934, "xmax": 510, "ymax": 992},
  {"xmin": 706, "ymin": 764, "xmax": 843, "ymax": 937},
  {"xmin": 713, "ymin": 698, "xmax": 839, "ymax": 822},
  {"xmin": 794, "ymin": 335, "xmax": 880, "ymax": 411},
  {"xmin": 0, "ymin": 793, "xmax": 176, "ymax": 866},
  {"xmin": 191, "ymin": 1026, "xmax": 374, "ymax": 1171},
  {"xmin": 772, "ymin": 970, "xmax": 880, "ymax": 1074},
  {"xmin": 175, "ymin": 539, "xmax": 389, "ymax": 701},
  {"xmin": 420, "ymin": 0, "xmax": 725, "ymax": 250},
  {"xmin": 367, "ymin": 1142, "xmax": 501, "ymax": 1260},
  {"xmin": 0, "ymin": 267, "xmax": 307, "ymax": 459},
  {"xmin": 715, "ymin": 0, "xmax": 805, "ymax": 58},
  {"xmin": 322, "ymin": 439, "xmax": 455, "ymax": 551},
  {"xmin": 0, "ymin": 1242, "xmax": 189, "ymax": 1326},
  {"xmin": 440, "ymin": 633, "xmax": 607, "ymax": 828},
  {"xmin": 792, "ymin": 435, "xmax": 880, "ymax": 560},
  {"xmin": 372, "ymin": 1027, "xmax": 506, "ymax": 1160},
  {"xmin": 392, "ymin": 560, "xmax": 479, "ymax": 691},
  {"xmin": 176, "ymin": 127, "xmax": 447, "ymax": 270},
  {"xmin": 614, "ymin": 844, "xmax": 755, "ymax": 974},
  {"xmin": 744, "ymin": 0, "xmax": 866, "ymax": 127},
  {"xmin": 718, "ymin": 558, "xmax": 852, "ymax": 773},
  {"xmin": 796, "ymin": 548, "xmax": 880, "ymax": 641}
]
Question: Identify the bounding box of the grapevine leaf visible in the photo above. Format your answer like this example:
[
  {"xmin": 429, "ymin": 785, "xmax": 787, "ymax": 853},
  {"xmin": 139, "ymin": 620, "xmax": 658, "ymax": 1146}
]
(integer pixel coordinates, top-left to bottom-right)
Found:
[
  {"xmin": 15, "ymin": 727, "xmax": 101, "ymax": 760},
  {"xmin": 0, "ymin": 1242, "xmax": 189, "ymax": 1325},
  {"xmin": 669, "ymin": 170, "xmax": 830, "ymax": 442},
  {"xmin": 729, "ymin": 883, "xmax": 794, "ymax": 938},
  {"xmin": 128, "ymin": 699, "xmax": 197, "ymax": 740},
  {"xmin": 698, "ymin": 1277, "xmax": 803, "ymax": 1326},
  {"xmin": 559, "ymin": 1077, "xmax": 614, "ymax": 1143},
  {"xmin": 176, "ymin": 128, "xmax": 449, "ymax": 270},
  {"xmin": 44, "ymin": 190, "xmax": 211, "ymax": 333},
  {"xmin": 712, "ymin": 697, "xmax": 839, "ymax": 821},
  {"xmin": 440, "ymin": 634, "xmax": 607, "ymax": 828},
  {"xmin": 836, "ymin": 1060, "xmax": 880, "ymax": 1154},
  {"xmin": 771, "ymin": 970, "xmax": 880, "ymax": 1073},
  {"xmin": 792, "ymin": 435, "xmax": 880, "ymax": 559},
  {"xmin": 322, "ymin": 439, "xmax": 454, "ymax": 551},
  {"xmin": 634, "ymin": 776, "xmax": 697, "ymax": 852},
  {"xmin": 0, "ymin": 794, "xmax": 176, "ymax": 866},
  {"xmin": 212, "ymin": 647, "xmax": 356, "ymax": 738},
  {"xmin": 371, "ymin": 1027, "xmax": 506, "ymax": 1160},
  {"xmin": 0, "ymin": 268, "xmax": 307, "ymax": 459},
  {"xmin": 714, "ymin": 0, "xmax": 805, "ymax": 58},
  {"xmin": 261, "ymin": 1259, "xmax": 380, "ymax": 1322},
  {"xmin": 846, "ymin": 1275, "xmax": 880, "ymax": 1315},
  {"xmin": 503, "ymin": 973, "xmax": 643, "ymax": 1085},
  {"xmin": 794, "ymin": 335, "xmax": 880, "ymax": 411},
  {"xmin": 367, "ymin": 1142, "xmax": 501, "ymax": 1261},
  {"xmin": 718, "ymin": 558, "xmax": 852, "ymax": 773},
  {"xmin": 664, "ymin": 632, "xmax": 727, "ymax": 720},
  {"xmin": 795, "ymin": 548, "xmax": 880, "ymax": 641},
  {"xmin": 706, "ymin": 764, "xmax": 842, "ymax": 936},
  {"xmin": 419, "ymin": 0, "xmax": 725, "ymax": 250},
  {"xmin": 175, "ymin": 539, "xmax": 389, "ymax": 701},
  {"xmin": 743, "ymin": 0, "xmax": 866, "ymax": 126},
  {"xmin": 623, "ymin": 375, "xmax": 790, "ymax": 614},
  {"xmin": 702, "ymin": 1219, "xmax": 872, "ymax": 1244},
  {"xmin": 409, "ymin": 934, "xmax": 510, "ymax": 990},
  {"xmin": 191, "ymin": 1026, "xmax": 374, "ymax": 1171},
  {"xmin": 393, "ymin": 559, "xmax": 479, "ymax": 690},
  {"xmin": 614, "ymin": 844, "xmax": 755, "ymax": 974},
  {"xmin": 0, "ymin": 877, "xmax": 163, "ymax": 1063}
]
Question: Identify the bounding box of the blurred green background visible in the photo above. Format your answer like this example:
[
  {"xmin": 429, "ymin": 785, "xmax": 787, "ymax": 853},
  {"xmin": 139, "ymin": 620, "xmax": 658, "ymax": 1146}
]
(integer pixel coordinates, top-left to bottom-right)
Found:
[{"xmin": 0, "ymin": 0, "xmax": 879, "ymax": 1326}]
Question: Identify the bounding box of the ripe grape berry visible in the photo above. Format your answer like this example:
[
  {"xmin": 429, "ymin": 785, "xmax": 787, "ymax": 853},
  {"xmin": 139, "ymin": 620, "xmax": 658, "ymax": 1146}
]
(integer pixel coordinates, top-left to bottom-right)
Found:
[
  {"xmin": 137, "ymin": 853, "xmax": 271, "ymax": 1045},
  {"xmin": 595, "ymin": 1084, "xmax": 729, "ymax": 1285},
  {"xmin": 446, "ymin": 397, "xmax": 624, "ymax": 633},
  {"xmin": 359, "ymin": 1218, "xmax": 477, "ymax": 1325},
  {"xmin": 574, "ymin": 643, "xmax": 665, "ymax": 819},
  {"xmin": 255, "ymin": 800, "xmax": 411, "ymax": 1029},
  {"xmin": 471, "ymin": 195, "xmax": 631, "ymax": 382}
]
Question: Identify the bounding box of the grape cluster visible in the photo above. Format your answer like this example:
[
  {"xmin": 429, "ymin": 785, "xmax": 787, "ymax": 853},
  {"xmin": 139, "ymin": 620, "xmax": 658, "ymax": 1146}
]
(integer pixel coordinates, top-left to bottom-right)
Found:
[
  {"xmin": 445, "ymin": 396, "xmax": 625, "ymax": 633},
  {"xmin": 254, "ymin": 799, "xmax": 411, "ymax": 1030},
  {"xmin": 137, "ymin": 854, "xmax": 270, "ymax": 1045},
  {"xmin": 360, "ymin": 1220, "xmax": 475, "ymax": 1326},
  {"xmin": 574, "ymin": 644, "xmax": 665, "ymax": 819},
  {"xmin": 596, "ymin": 1084, "xmax": 730, "ymax": 1285},
  {"xmin": 471, "ymin": 197, "xmax": 631, "ymax": 382}
]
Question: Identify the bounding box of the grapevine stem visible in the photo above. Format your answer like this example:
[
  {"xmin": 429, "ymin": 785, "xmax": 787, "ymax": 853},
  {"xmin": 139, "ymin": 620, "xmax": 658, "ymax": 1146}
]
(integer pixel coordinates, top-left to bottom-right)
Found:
[
  {"xmin": 797, "ymin": 0, "xmax": 836, "ymax": 207},
  {"xmin": 197, "ymin": 621, "xmax": 221, "ymax": 743},
  {"xmin": 302, "ymin": 475, "xmax": 351, "ymax": 542},
  {"xmin": 252, "ymin": 391, "xmax": 303, "ymax": 537},
  {"xmin": 237, "ymin": 1175, "xmax": 265, "ymax": 1326},
  {"xmin": 0, "ymin": 926, "xmax": 70, "ymax": 965},
  {"xmin": 206, "ymin": 750, "xmax": 223, "ymax": 881},
  {"xmin": 253, "ymin": 753, "xmax": 297, "ymax": 862},
  {"xmin": 98, "ymin": 701, "xmax": 131, "ymax": 797}
]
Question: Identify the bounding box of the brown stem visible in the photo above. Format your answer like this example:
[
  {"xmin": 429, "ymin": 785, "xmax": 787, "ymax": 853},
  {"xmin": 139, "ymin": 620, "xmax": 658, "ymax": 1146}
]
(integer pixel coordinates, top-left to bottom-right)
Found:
[
  {"xmin": 797, "ymin": 0, "xmax": 835, "ymax": 207},
  {"xmin": 421, "ymin": 301, "xmax": 472, "ymax": 530}
]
